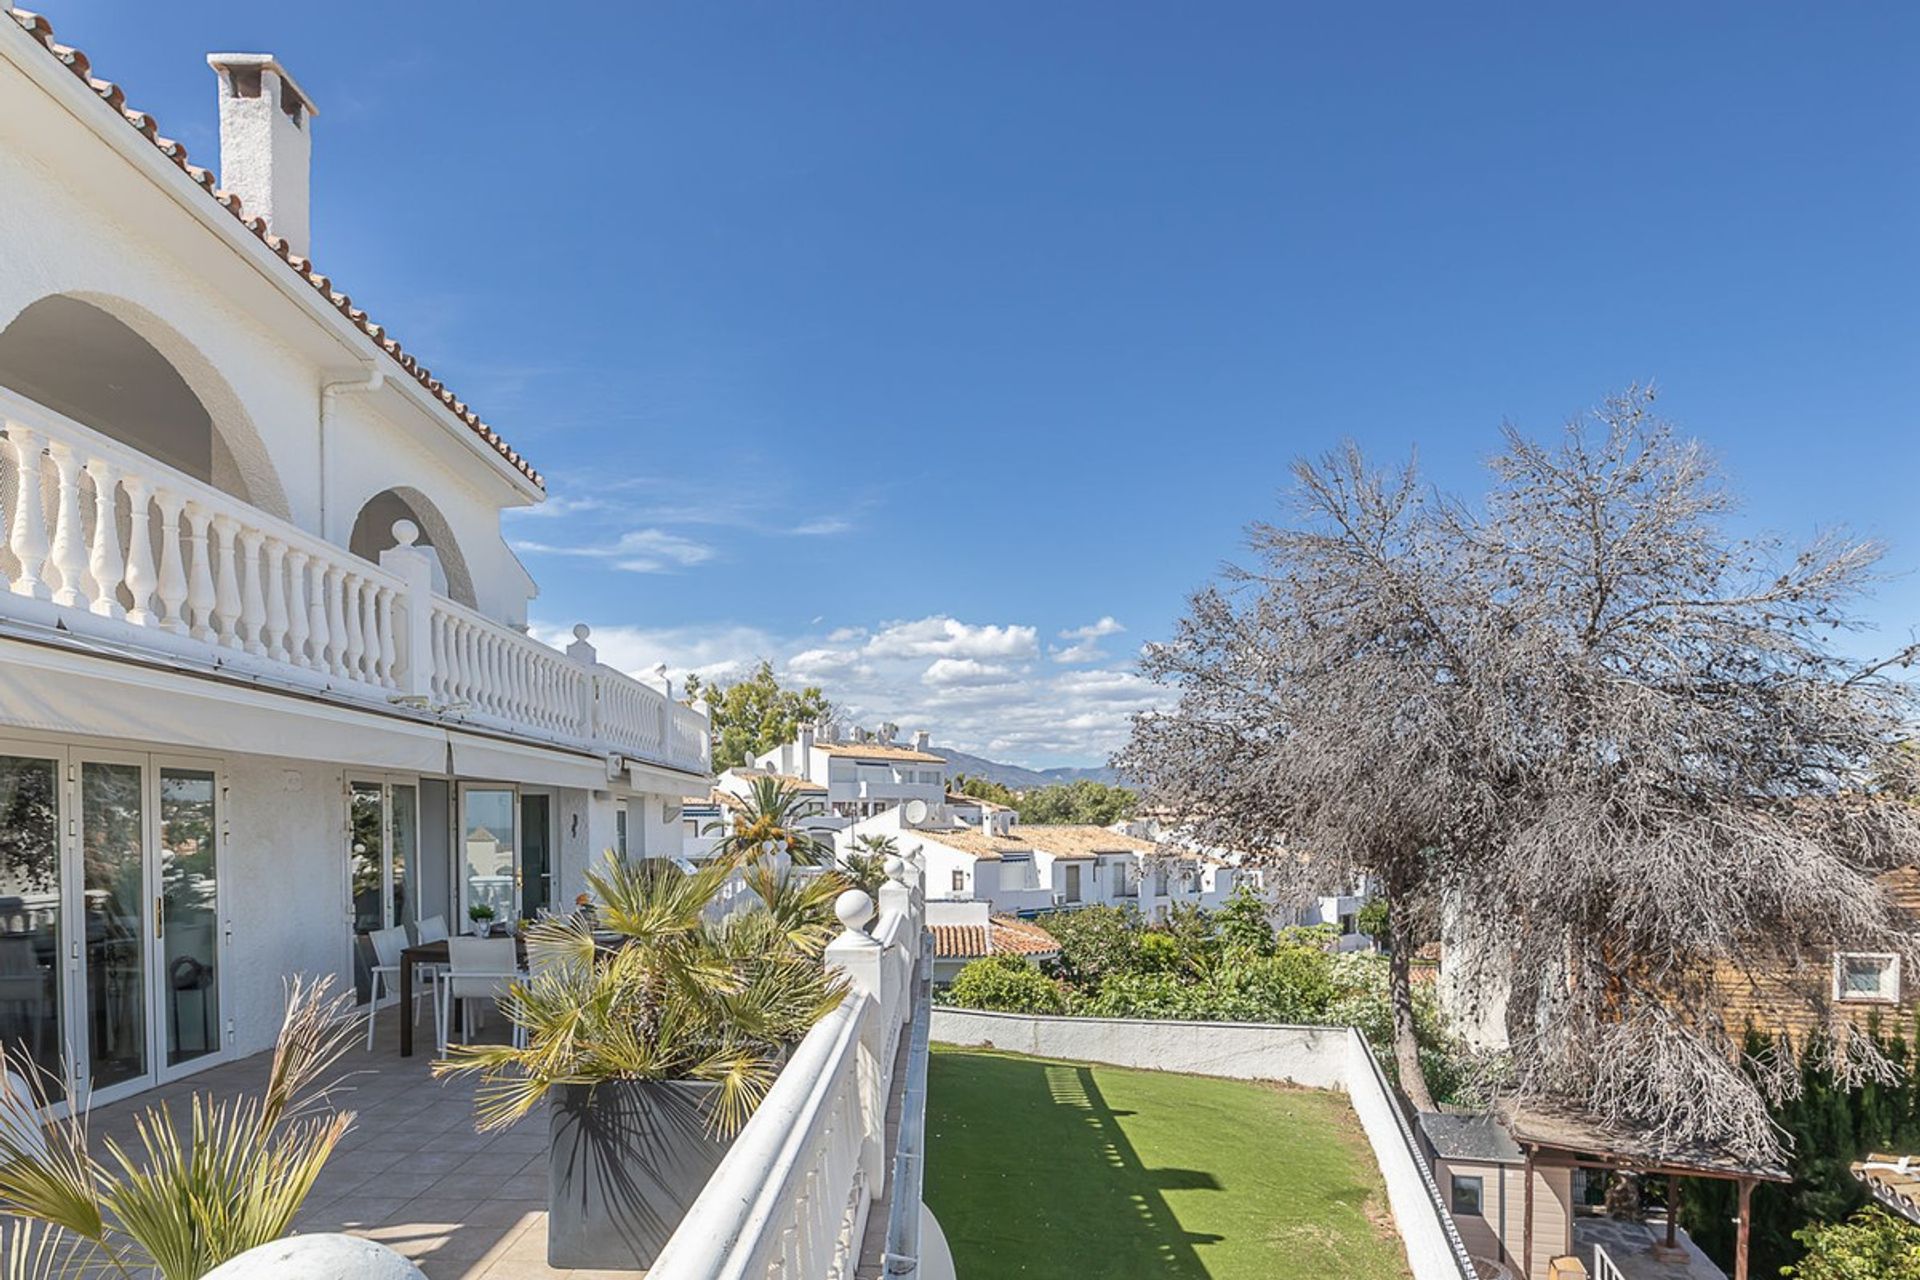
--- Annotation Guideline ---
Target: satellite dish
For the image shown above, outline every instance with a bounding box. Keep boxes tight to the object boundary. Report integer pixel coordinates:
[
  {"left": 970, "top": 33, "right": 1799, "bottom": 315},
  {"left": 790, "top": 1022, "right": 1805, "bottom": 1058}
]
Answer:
[{"left": 904, "top": 799, "right": 930, "bottom": 825}]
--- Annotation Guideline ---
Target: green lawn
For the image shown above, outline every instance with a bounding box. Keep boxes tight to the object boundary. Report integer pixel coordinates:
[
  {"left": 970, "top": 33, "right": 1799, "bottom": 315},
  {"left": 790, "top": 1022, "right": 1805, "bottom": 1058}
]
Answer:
[{"left": 924, "top": 1046, "right": 1411, "bottom": 1280}]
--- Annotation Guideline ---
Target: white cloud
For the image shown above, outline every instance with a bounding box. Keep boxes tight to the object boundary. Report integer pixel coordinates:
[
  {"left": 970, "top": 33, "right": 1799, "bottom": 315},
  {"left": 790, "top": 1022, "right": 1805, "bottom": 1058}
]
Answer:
[
  {"left": 530, "top": 610, "right": 1165, "bottom": 769},
  {"left": 512, "top": 528, "right": 716, "bottom": 574},
  {"left": 792, "top": 516, "right": 853, "bottom": 536},
  {"left": 1052, "top": 616, "right": 1127, "bottom": 664},
  {"left": 863, "top": 616, "right": 1039, "bottom": 661},
  {"left": 921, "top": 658, "right": 1015, "bottom": 687}
]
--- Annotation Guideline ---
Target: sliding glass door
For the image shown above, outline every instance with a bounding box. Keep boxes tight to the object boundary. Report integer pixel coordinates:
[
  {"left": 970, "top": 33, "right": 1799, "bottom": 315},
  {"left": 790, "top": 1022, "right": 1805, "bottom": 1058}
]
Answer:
[
  {"left": 459, "top": 787, "right": 554, "bottom": 929},
  {"left": 347, "top": 778, "right": 419, "bottom": 1004},
  {"left": 78, "top": 756, "right": 148, "bottom": 1091},
  {"left": 0, "top": 751, "right": 63, "bottom": 1093},
  {"left": 0, "top": 741, "right": 229, "bottom": 1106}
]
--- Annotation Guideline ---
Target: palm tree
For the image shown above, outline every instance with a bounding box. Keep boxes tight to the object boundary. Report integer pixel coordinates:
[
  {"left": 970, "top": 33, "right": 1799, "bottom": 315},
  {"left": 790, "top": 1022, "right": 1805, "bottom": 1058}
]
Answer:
[
  {"left": 838, "top": 833, "right": 898, "bottom": 898},
  {"left": 0, "top": 977, "right": 359, "bottom": 1280},
  {"left": 435, "top": 852, "right": 846, "bottom": 1137},
  {"left": 704, "top": 777, "right": 828, "bottom": 866}
]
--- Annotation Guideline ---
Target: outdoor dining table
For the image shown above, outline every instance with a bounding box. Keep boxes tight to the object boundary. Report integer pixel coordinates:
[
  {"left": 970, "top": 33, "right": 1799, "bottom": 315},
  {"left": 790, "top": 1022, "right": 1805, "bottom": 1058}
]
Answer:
[{"left": 397, "top": 934, "right": 529, "bottom": 1058}]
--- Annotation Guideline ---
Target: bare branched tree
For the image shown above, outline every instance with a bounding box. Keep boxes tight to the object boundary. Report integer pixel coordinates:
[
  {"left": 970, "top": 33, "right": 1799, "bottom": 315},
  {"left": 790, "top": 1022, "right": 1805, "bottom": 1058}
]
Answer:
[{"left": 1119, "top": 388, "right": 1920, "bottom": 1158}]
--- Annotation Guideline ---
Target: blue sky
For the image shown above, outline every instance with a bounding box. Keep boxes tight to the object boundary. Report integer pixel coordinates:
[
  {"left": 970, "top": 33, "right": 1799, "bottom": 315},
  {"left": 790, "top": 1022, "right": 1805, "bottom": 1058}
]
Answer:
[{"left": 58, "top": 2, "right": 1920, "bottom": 766}]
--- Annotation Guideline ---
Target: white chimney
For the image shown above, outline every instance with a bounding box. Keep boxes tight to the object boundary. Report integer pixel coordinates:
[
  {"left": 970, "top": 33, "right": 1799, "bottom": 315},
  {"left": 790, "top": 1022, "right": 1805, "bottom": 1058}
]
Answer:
[
  {"left": 912, "top": 729, "right": 930, "bottom": 753},
  {"left": 207, "top": 53, "right": 318, "bottom": 259}
]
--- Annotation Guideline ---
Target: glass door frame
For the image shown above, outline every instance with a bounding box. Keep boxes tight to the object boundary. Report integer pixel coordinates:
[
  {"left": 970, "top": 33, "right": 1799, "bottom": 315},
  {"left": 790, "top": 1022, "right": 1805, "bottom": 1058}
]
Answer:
[
  {"left": 457, "top": 781, "right": 519, "bottom": 933},
  {"left": 344, "top": 773, "right": 422, "bottom": 1006},
  {"left": 3, "top": 737, "right": 232, "bottom": 1110},
  {"left": 148, "top": 752, "right": 228, "bottom": 1087}
]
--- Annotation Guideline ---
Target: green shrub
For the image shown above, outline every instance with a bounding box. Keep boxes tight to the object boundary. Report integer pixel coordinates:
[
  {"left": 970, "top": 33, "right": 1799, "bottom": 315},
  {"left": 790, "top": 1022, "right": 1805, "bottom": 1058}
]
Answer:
[
  {"left": 1074, "top": 972, "right": 1218, "bottom": 1020},
  {"left": 1785, "top": 1208, "right": 1920, "bottom": 1279},
  {"left": 1041, "top": 905, "right": 1143, "bottom": 988},
  {"left": 947, "top": 956, "right": 1066, "bottom": 1014},
  {"left": 1136, "top": 932, "right": 1183, "bottom": 974},
  {"left": 1213, "top": 885, "right": 1277, "bottom": 956}
]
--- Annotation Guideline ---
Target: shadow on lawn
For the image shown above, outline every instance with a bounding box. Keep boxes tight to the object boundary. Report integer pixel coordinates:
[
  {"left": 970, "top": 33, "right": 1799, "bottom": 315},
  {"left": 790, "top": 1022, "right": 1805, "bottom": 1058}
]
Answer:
[{"left": 927, "top": 1050, "right": 1222, "bottom": 1278}]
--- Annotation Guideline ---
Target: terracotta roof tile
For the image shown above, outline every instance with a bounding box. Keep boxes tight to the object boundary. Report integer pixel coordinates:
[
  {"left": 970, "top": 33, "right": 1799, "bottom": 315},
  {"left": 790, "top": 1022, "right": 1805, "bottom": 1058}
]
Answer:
[
  {"left": 929, "top": 824, "right": 1156, "bottom": 861},
  {"left": 6, "top": 9, "right": 542, "bottom": 488},
  {"left": 931, "top": 916, "right": 1059, "bottom": 961},
  {"left": 815, "top": 742, "right": 945, "bottom": 764}
]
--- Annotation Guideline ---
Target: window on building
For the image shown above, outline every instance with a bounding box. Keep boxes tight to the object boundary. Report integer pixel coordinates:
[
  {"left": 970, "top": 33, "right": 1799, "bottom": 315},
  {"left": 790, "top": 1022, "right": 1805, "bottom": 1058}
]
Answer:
[
  {"left": 1449, "top": 1174, "right": 1483, "bottom": 1216},
  {"left": 951, "top": 869, "right": 965, "bottom": 892},
  {"left": 1834, "top": 952, "right": 1901, "bottom": 1003}
]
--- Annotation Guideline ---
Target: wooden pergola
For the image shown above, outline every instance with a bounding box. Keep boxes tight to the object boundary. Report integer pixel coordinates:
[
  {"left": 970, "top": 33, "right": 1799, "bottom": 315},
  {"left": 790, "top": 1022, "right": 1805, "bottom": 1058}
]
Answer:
[{"left": 1506, "top": 1104, "right": 1791, "bottom": 1280}]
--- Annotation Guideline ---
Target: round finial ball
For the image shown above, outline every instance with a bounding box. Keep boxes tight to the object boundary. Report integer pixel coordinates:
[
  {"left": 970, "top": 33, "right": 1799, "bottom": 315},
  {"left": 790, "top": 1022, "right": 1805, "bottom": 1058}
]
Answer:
[
  {"left": 572, "top": 623, "right": 592, "bottom": 641},
  {"left": 201, "top": 1234, "right": 426, "bottom": 1280},
  {"left": 390, "top": 519, "right": 419, "bottom": 547},
  {"left": 835, "top": 888, "right": 874, "bottom": 932},
  {"left": 883, "top": 856, "right": 907, "bottom": 882}
]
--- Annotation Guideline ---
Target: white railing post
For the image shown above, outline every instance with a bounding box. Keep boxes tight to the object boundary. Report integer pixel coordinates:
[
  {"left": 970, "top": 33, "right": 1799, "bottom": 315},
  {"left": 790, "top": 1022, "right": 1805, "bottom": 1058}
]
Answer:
[
  {"left": 825, "top": 890, "right": 889, "bottom": 1206},
  {"left": 378, "top": 519, "right": 435, "bottom": 697},
  {"left": 565, "top": 623, "right": 600, "bottom": 742},
  {"left": 5, "top": 423, "right": 50, "bottom": 600}
]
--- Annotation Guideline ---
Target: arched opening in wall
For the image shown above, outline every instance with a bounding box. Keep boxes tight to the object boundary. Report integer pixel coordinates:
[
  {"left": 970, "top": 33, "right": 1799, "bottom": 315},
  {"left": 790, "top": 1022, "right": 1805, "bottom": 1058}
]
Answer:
[
  {"left": 0, "top": 294, "right": 289, "bottom": 518},
  {"left": 348, "top": 486, "right": 477, "bottom": 609}
]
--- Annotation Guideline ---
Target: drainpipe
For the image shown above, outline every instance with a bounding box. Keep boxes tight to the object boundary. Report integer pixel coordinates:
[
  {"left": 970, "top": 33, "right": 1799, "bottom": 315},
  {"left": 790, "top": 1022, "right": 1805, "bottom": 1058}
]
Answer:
[{"left": 318, "top": 364, "right": 385, "bottom": 537}]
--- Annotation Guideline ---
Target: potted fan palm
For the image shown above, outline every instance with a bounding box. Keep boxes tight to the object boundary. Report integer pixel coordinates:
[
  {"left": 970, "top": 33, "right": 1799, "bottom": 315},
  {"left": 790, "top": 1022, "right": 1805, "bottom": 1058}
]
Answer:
[
  {"left": 0, "top": 977, "right": 359, "bottom": 1280},
  {"left": 434, "top": 852, "right": 847, "bottom": 1269}
]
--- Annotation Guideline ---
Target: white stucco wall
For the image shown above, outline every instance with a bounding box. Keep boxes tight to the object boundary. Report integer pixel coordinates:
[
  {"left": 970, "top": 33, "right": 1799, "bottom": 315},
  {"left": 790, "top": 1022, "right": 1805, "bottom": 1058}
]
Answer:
[
  {"left": 223, "top": 754, "right": 353, "bottom": 1057},
  {"left": 929, "top": 1009, "right": 1476, "bottom": 1280},
  {"left": 0, "top": 39, "right": 540, "bottom": 629}
]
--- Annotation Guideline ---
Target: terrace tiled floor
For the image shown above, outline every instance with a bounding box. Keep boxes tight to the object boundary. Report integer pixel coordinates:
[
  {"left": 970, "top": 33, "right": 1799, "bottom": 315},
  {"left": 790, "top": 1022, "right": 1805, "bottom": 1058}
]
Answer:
[{"left": 88, "top": 1001, "right": 638, "bottom": 1279}]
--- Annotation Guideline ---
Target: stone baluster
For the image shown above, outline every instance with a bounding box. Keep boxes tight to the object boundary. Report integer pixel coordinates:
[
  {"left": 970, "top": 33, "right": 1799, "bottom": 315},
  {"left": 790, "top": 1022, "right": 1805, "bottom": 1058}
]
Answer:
[
  {"left": 235, "top": 528, "right": 266, "bottom": 655},
  {"left": 285, "top": 549, "right": 310, "bottom": 666},
  {"left": 45, "top": 441, "right": 87, "bottom": 608},
  {"left": 359, "top": 580, "right": 381, "bottom": 684},
  {"left": 153, "top": 489, "right": 189, "bottom": 632},
  {"left": 321, "top": 565, "right": 345, "bottom": 676},
  {"left": 5, "top": 425, "right": 50, "bottom": 599},
  {"left": 262, "top": 539, "right": 290, "bottom": 662},
  {"left": 341, "top": 573, "right": 366, "bottom": 682},
  {"left": 311, "top": 564, "right": 334, "bottom": 675},
  {"left": 375, "top": 586, "right": 398, "bottom": 687},
  {"left": 120, "top": 475, "right": 156, "bottom": 625},
  {"left": 183, "top": 503, "right": 217, "bottom": 643},
  {"left": 428, "top": 611, "right": 448, "bottom": 701},
  {"left": 210, "top": 516, "right": 242, "bottom": 649},
  {"left": 82, "top": 458, "right": 124, "bottom": 619}
]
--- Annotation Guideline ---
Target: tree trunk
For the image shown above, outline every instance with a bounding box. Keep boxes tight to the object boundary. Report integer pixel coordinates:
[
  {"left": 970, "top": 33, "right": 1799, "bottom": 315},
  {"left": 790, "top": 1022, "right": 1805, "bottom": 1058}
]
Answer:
[{"left": 1387, "top": 883, "right": 1437, "bottom": 1112}]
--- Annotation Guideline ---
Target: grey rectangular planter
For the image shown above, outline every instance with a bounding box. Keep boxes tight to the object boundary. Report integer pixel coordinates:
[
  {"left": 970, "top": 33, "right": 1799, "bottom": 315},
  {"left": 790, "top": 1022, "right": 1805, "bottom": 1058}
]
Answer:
[{"left": 546, "top": 1078, "right": 735, "bottom": 1270}]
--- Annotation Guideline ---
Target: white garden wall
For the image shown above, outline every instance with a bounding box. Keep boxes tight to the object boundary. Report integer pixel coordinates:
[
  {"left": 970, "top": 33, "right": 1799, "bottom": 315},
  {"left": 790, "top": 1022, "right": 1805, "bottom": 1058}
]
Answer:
[{"left": 929, "top": 1008, "right": 1476, "bottom": 1280}]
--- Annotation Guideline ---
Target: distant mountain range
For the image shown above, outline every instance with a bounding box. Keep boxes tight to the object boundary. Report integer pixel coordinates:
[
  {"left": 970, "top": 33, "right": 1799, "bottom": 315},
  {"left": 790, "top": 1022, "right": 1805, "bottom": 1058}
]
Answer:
[{"left": 935, "top": 747, "right": 1120, "bottom": 790}]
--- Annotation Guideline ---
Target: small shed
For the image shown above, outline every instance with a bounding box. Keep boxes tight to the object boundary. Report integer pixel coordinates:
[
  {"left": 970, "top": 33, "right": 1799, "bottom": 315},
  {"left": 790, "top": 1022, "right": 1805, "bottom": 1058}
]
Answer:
[{"left": 1419, "top": 1111, "right": 1574, "bottom": 1279}]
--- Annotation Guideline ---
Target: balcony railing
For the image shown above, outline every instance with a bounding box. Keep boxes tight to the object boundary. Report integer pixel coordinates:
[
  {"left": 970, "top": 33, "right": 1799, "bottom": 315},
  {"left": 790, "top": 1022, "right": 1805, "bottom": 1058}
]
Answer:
[
  {"left": 0, "top": 386, "right": 709, "bottom": 777},
  {"left": 650, "top": 858, "right": 928, "bottom": 1280}
]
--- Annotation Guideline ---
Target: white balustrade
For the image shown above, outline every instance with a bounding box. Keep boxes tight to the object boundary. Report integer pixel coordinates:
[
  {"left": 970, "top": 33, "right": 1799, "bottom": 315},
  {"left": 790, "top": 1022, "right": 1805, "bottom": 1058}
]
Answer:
[
  {"left": 648, "top": 869, "right": 927, "bottom": 1280},
  {"left": 0, "top": 387, "right": 405, "bottom": 694},
  {"left": 0, "top": 387, "right": 713, "bottom": 773}
]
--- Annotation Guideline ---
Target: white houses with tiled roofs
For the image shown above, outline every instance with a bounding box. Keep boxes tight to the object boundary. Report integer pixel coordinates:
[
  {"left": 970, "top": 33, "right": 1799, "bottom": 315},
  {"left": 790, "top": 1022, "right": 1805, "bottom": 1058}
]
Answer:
[
  {"left": 925, "top": 900, "right": 1060, "bottom": 985},
  {"left": 844, "top": 805, "right": 1238, "bottom": 920},
  {"left": 750, "top": 722, "right": 948, "bottom": 825},
  {"left": 0, "top": 18, "right": 709, "bottom": 1105}
]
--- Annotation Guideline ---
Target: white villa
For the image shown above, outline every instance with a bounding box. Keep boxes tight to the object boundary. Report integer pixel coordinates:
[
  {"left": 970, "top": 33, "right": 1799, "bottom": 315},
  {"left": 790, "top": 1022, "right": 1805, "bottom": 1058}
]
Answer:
[
  {"left": 845, "top": 802, "right": 1239, "bottom": 920},
  {"left": 751, "top": 721, "right": 947, "bottom": 826},
  {"left": 0, "top": 16, "right": 709, "bottom": 1105}
]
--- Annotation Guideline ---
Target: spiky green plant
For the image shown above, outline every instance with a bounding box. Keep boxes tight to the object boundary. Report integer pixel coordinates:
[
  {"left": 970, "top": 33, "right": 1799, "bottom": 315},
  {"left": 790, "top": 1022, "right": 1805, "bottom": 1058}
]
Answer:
[
  {"left": 704, "top": 777, "right": 828, "bottom": 865},
  {"left": 0, "top": 976, "right": 359, "bottom": 1280},
  {"left": 435, "top": 852, "right": 847, "bottom": 1137},
  {"left": 839, "top": 833, "right": 898, "bottom": 898}
]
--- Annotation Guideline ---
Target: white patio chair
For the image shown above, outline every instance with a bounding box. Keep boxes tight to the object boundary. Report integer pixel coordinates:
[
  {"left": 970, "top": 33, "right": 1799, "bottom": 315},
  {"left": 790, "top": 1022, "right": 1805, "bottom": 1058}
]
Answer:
[
  {"left": 436, "top": 936, "right": 527, "bottom": 1055},
  {"left": 364, "top": 925, "right": 414, "bottom": 1050},
  {"left": 409, "top": 915, "right": 451, "bottom": 1027}
]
